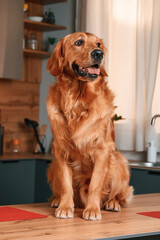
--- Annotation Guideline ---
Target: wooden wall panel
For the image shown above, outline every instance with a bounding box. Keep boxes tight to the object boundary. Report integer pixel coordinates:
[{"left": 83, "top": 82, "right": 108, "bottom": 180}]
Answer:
[
  {"left": 23, "top": 56, "right": 42, "bottom": 83},
  {"left": 0, "top": 79, "right": 40, "bottom": 153}
]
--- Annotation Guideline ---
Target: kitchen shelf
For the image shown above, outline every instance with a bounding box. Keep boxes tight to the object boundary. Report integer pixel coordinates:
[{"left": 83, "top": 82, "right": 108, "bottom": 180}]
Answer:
[
  {"left": 23, "top": 49, "right": 51, "bottom": 58},
  {"left": 27, "top": 0, "right": 67, "bottom": 5},
  {"left": 24, "top": 19, "right": 66, "bottom": 32}
]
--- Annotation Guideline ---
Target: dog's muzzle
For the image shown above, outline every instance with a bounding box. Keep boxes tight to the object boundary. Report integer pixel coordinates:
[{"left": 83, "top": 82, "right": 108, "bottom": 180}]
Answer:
[{"left": 72, "top": 49, "right": 104, "bottom": 80}]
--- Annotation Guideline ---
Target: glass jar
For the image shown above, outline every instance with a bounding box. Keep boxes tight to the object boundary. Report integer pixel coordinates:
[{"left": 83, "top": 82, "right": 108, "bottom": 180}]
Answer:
[
  {"left": 10, "top": 138, "right": 22, "bottom": 153},
  {"left": 27, "top": 33, "right": 39, "bottom": 50}
]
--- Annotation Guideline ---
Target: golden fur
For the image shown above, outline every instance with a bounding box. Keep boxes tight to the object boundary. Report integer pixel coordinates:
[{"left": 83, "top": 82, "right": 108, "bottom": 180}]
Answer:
[{"left": 47, "top": 32, "right": 133, "bottom": 220}]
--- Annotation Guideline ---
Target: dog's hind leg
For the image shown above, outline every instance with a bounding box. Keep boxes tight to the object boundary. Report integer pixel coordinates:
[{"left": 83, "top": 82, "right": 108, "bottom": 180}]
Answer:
[
  {"left": 102, "top": 151, "right": 134, "bottom": 212},
  {"left": 104, "top": 198, "right": 121, "bottom": 212},
  {"left": 104, "top": 185, "right": 133, "bottom": 212},
  {"left": 51, "top": 197, "right": 60, "bottom": 208}
]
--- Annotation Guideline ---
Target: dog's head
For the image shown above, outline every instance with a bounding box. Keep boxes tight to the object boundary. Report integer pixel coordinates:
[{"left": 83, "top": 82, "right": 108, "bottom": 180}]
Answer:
[{"left": 47, "top": 32, "right": 108, "bottom": 81}]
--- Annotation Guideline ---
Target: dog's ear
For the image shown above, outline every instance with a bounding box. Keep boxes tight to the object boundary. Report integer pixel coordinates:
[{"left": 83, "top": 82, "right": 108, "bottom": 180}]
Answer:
[
  {"left": 100, "top": 64, "right": 108, "bottom": 77},
  {"left": 47, "top": 38, "right": 64, "bottom": 76}
]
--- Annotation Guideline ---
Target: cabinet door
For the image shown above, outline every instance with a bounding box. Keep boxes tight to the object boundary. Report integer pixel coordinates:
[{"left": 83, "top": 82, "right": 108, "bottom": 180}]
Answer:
[
  {"left": 0, "top": 0, "right": 23, "bottom": 79},
  {"left": 35, "top": 160, "right": 52, "bottom": 203},
  {"left": 130, "top": 168, "right": 160, "bottom": 194},
  {"left": 0, "top": 160, "right": 35, "bottom": 205}
]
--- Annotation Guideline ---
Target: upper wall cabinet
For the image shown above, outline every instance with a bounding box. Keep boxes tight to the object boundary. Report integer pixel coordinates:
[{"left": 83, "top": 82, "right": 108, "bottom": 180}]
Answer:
[{"left": 0, "top": 0, "right": 24, "bottom": 80}]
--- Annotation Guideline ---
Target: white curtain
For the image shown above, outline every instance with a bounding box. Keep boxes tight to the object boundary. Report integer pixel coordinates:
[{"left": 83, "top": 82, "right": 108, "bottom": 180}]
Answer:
[{"left": 76, "top": 0, "right": 160, "bottom": 152}]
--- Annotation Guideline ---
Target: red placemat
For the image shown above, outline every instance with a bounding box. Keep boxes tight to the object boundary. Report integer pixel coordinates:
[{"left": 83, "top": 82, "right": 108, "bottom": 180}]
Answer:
[
  {"left": 137, "top": 211, "right": 160, "bottom": 219},
  {"left": 0, "top": 206, "right": 47, "bottom": 222}
]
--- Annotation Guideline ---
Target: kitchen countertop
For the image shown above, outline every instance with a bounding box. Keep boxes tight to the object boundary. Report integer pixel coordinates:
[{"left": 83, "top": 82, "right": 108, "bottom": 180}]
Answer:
[
  {"left": 0, "top": 193, "right": 160, "bottom": 240},
  {"left": 129, "top": 161, "right": 160, "bottom": 171},
  {"left": 0, "top": 153, "right": 160, "bottom": 170},
  {"left": 0, "top": 152, "right": 53, "bottom": 161}
]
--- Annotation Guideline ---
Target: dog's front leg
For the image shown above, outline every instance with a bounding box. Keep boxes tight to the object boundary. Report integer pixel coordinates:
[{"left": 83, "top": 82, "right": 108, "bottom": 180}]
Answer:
[
  {"left": 54, "top": 155, "right": 74, "bottom": 219},
  {"left": 82, "top": 160, "right": 106, "bottom": 220},
  {"left": 83, "top": 143, "right": 115, "bottom": 220}
]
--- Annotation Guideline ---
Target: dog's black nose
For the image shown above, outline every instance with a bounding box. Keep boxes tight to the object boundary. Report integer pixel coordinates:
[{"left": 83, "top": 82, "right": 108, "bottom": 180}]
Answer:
[{"left": 91, "top": 49, "right": 103, "bottom": 61}]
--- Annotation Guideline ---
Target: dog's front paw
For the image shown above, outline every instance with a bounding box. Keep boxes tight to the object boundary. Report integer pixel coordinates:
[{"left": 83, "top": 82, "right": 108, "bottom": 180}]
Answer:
[
  {"left": 82, "top": 207, "right": 101, "bottom": 220},
  {"left": 55, "top": 206, "right": 74, "bottom": 219}
]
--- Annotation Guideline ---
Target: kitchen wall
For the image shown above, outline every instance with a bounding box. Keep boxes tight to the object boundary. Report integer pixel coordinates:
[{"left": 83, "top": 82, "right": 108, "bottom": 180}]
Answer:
[{"left": 39, "top": 0, "right": 76, "bottom": 152}]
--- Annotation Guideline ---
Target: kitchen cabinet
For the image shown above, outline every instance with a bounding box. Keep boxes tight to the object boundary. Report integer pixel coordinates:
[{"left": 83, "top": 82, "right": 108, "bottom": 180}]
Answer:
[
  {"left": 35, "top": 159, "right": 52, "bottom": 203},
  {"left": 0, "top": 0, "right": 24, "bottom": 80},
  {"left": 130, "top": 168, "right": 160, "bottom": 194},
  {"left": 0, "top": 159, "right": 52, "bottom": 205},
  {"left": 0, "top": 159, "right": 35, "bottom": 205}
]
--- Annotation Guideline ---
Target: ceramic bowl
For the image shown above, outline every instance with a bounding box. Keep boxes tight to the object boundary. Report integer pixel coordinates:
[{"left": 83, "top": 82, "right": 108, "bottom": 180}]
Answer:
[{"left": 28, "top": 16, "right": 43, "bottom": 22}]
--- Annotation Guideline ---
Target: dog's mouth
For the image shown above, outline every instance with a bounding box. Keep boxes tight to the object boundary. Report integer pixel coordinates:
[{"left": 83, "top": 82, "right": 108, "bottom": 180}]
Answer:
[{"left": 72, "top": 63, "right": 100, "bottom": 79}]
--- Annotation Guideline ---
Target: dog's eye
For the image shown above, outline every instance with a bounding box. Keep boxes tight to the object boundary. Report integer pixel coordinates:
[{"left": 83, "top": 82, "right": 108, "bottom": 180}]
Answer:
[
  {"left": 97, "top": 42, "right": 101, "bottom": 48},
  {"left": 74, "top": 40, "right": 83, "bottom": 46}
]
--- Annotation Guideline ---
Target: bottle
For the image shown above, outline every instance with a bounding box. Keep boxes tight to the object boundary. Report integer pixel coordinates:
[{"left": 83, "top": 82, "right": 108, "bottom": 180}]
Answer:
[
  {"left": 27, "top": 33, "right": 39, "bottom": 50},
  {"left": 147, "top": 140, "right": 157, "bottom": 163}
]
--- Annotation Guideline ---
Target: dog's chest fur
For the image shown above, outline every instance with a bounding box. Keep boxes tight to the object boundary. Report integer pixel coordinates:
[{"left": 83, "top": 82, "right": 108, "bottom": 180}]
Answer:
[{"left": 60, "top": 79, "right": 114, "bottom": 150}]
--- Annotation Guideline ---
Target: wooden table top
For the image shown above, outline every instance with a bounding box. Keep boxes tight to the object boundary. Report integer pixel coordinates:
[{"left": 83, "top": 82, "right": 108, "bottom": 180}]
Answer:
[{"left": 0, "top": 193, "right": 160, "bottom": 240}]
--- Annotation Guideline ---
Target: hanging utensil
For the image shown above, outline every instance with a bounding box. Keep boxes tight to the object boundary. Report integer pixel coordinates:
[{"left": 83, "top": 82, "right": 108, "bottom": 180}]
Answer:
[{"left": 24, "top": 118, "right": 45, "bottom": 153}]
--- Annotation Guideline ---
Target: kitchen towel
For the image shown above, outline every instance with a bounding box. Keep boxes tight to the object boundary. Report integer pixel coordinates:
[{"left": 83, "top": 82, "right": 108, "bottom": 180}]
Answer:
[
  {"left": 0, "top": 206, "right": 47, "bottom": 222},
  {"left": 137, "top": 211, "right": 160, "bottom": 219}
]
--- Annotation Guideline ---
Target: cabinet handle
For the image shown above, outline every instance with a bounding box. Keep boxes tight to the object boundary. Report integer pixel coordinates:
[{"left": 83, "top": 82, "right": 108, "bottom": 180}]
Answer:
[
  {"left": 148, "top": 170, "right": 160, "bottom": 175},
  {"left": 2, "top": 160, "right": 20, "bottom": 164}
]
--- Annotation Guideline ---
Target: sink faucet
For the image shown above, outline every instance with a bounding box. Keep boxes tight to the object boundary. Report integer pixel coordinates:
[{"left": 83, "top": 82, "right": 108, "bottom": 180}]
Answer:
[{"left": 151, "top": 114, "right": 160, "bottom": 126}]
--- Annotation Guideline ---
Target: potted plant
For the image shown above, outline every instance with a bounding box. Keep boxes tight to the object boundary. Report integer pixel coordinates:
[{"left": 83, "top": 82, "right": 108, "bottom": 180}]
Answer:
[{"left": 48, "top": 37, "right": 57, "bottom": 53}]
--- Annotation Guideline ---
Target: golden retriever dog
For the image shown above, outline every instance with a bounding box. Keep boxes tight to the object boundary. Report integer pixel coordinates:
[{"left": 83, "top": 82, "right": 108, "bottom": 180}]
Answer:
[{"left": 47, "top": 32, "right": 133, "bottom": 220}]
